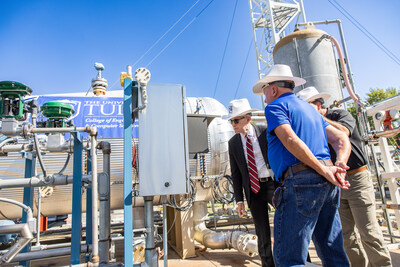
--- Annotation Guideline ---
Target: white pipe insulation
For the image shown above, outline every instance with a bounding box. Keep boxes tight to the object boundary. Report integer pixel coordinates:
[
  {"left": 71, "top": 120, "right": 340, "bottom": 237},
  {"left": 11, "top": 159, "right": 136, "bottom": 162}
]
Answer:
[{"left": 193, "top": 201, "right": 258, "bottom": 257}]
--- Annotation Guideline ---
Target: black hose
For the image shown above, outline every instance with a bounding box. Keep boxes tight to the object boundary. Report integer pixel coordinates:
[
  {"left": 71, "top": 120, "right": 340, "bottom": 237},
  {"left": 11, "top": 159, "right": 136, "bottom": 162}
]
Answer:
[
  {"left": 58, "top": 154, "right": 71, "bottom": 174},
  {"left": 169, "top": 179, "right": 196, "bottom": 212},
  {"left": 33, "top": 133, "right": 47, "bottom": 177},
  {"left": 212, "top": 175, "right": 234, "bottom": 204}
]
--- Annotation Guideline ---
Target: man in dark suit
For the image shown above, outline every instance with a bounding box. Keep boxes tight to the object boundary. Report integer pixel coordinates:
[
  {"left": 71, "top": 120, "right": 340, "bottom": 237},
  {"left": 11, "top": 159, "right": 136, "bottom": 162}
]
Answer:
[{"left": 225, "top": 98, "right": 275, "bottom": 267}]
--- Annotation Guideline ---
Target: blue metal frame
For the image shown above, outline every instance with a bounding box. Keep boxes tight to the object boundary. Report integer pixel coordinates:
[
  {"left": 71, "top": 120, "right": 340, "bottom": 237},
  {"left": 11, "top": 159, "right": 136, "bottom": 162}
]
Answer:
[
  {"left": 19, "top": 156, "right": 35, "bottom": 267},
  {"left": 123, "top": 78, "right": 133, "bottom": 266},
  {"left": 86, "top": 149, "right": 93, "bottom": 247},
  {"left": 71, "top": 132, "right": 83, "bottom": 264}
]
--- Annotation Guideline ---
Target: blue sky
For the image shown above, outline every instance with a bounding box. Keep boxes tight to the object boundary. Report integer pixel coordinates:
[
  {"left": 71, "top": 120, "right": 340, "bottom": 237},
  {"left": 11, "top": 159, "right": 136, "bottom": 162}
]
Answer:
[{"left": 0, "top": 0, "right": 399, "bottom": 110}]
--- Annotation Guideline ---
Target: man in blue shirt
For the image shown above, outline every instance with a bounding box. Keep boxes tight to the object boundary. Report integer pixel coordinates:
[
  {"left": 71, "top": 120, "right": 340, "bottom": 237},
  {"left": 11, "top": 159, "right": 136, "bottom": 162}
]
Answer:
[
  {"left": 253, "top": 64, "right": 351, "bottom": 266},
  {"left": 297, "top": 86, "right": 392, "bottom": 267}
]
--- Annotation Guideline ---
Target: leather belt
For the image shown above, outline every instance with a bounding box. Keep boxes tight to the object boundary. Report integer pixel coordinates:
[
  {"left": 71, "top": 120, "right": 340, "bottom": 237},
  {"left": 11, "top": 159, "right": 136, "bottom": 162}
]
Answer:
[
  {"left": 259, "top": 177, "right": 271, "bottom": 182},
  {"left": 347, "top": 165, "right": 368, "bottom": 176},
  {"left": 282, "top": 159, "right": 333, "bottom": 180}
]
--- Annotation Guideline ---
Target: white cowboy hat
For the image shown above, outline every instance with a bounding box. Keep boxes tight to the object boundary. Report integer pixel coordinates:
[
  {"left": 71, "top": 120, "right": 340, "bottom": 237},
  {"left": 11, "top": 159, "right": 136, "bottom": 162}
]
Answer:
[
  {"left": 296, "top": 86, "right": 331, "bottom": 103},
  {"left": 253, "top": 64, "right": 306, "bottom": 95},
  {"left": 222, "top": 98, "right": 258, "bottom": 120}
]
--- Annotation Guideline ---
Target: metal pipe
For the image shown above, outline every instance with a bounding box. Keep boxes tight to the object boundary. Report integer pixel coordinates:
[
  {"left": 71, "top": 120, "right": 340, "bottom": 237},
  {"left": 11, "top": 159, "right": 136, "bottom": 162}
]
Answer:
[
  {"left": 363, "top": 127, "right": 400, "bottom": 140},
  {"left": 36, "top": 187, "right": 42, "bottom": 246},
  {"left": 230, "top": 230, "right": 258, "bottom": 257},
  {"left": 0, "top": 176, "right": 43, "bottom": 188},
  {"left": 2, "top": 236, "right": 133, "bottom": 256},
  {"left": 70, "top": 263, "right": 100, "bottom": 267},
  {"left": 144, "top": 196, "right": 157, "bottom": 267},
  {"left": 0, "top": 174, "right": 92, "bottom": 188},
  {"left": 9, "top": 245, "right": 91, "bottom": 263},
  {"left": 211, "top": 199, "right": 217, "bottom": 230},
  {"left": 194, "top": 221, "right": 230, "bottom": 249},
  {"left": 0, "top": 143, "right": 32, "bottom": 153},
  {"left": 162, "top": 196, "right": 168, "bottom": 267},
  {"left": 31, "top": 241, "right": 87, "bottom": 251},
  {"left": 193, "top": 202, "right": 258, "bottom": 257},
  {"left": 0, "top": 224, "right": 33, "bottom": 263},
  {"left": 23, "top": 126, "right": 97, "bottom": 136},
  {"left": 373, "top": 127, "right": 400, "bottom": 138},
  {"left": 31, "top": 103, "right": 40, "bottom": 251},
  {"left": 299, "top": 0, "right": 307, "bottom": 23},
  {"left": 0, "top": 196, "right": 35, "bottom": 264},
  {"left": 14, "top": 226, "right": 147, "bottom": 240},
  {"left": 293, "top": 37, "right": 304, "bottom": 91},
  {"left": 193, "top": 202, "right": 228, "bottom": 249},
  {"left": 0, "top": 197, "right": 33, "bottom": 221},
  {"left": 98, "top": 141, "right": 111, "bottom": 264},
  {"left": 0, "top": 137, "right": 87, "bottom": 154},
  {"left": 91, "top": 135, "right": 99, "bottom": 263},
  {"left": 329, "top": 96, "right": 354, "bottom": 109},
  {"left": 0, "top": 137, "right": 14, "bottom": 148}
]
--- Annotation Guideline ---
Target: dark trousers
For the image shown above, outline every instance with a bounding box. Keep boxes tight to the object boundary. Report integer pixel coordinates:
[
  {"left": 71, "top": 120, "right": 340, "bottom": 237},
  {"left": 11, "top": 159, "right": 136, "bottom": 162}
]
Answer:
[{"left": 248, "top": 179, "right": 275, "bottom": 267}]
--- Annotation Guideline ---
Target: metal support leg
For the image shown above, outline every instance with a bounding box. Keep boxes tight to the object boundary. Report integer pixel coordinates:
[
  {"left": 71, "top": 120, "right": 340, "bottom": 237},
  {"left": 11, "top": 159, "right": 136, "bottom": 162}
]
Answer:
[
  {"left": 71, "top": 132, "right": 83, "bottom": 264},
  {"left": 98, "top": 141, "right": 111, "bottom": 264},
  {"left": 86, "top": 149, "right": 93, "bottom": 248},
  {"left": 162, "top": 196, "right": 168, "bottom": 267},
  {"left": 144, "top": 196, "right": 157, "bottom": 267},
  {"left": 19, "top": 156, "right": 35, "bottom": 267},
  {"left": 36, "top": 188, "right": 41, "bottom": 246},
  {"left": 123, "top": 78, "right": 134, "bottom": 266},
  {"left": 90, "top": 136, "right": 99, "bottom": 263}
]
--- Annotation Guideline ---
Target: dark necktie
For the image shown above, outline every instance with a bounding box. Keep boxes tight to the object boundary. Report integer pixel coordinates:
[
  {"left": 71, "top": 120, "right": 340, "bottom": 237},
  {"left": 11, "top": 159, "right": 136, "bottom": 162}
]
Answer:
[{"left": 246, "top": 135, "right": 260, "bottom": 194}]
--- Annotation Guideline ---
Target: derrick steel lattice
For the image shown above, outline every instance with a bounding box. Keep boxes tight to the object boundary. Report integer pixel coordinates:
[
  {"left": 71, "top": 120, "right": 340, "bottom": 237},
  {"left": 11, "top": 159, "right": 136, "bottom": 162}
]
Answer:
[{"left": 248, "top": 0, "right": 306, "bottom": 80}]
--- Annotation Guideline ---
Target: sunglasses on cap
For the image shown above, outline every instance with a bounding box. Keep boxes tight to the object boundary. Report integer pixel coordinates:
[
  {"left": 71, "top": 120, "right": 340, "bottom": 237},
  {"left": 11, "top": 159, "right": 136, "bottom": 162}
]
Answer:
[{"left": 230, "top": 116, "right": 246, "bottom": 124}]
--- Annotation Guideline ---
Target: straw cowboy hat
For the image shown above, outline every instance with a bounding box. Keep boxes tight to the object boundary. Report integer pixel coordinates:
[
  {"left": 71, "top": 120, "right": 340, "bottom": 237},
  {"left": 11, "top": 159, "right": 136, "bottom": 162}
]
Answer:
[
  {"left": 253, "top": 64, "right": 306, "bottom": 95},
  {"left": 296, "top": 86, "right": 331, "bottom": 103},
  {"left": 222, "top": 98, "right": 258, "bottom": 120}
]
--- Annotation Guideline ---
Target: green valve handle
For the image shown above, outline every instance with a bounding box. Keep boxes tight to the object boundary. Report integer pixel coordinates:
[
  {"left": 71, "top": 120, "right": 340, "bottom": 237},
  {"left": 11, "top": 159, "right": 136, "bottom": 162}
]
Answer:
[
  {"left": 41, "top": 101, "right": 75, "bottom": 119},
  {"left": 40, "top": 101, "right": 75, "bottom": 129},
  {"left": 0, "top": 81, "right": 32, "bottom": 97},
  {"left": 0, "top": 81, "right": 33, "bottom": 120}
]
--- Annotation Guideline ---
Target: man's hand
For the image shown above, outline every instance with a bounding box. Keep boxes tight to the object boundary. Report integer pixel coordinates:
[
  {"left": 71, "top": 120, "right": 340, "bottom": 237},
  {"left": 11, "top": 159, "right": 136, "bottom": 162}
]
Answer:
[
  {"left": 321, "top": 165, "right": 350, "bottom": 189},
  {"left": 236, "top": 202, "right": 248, "bottom": 217},
  {"left": 335, "top": 160, "right": 350, "bottom": 171},
  {"left": 334, "top": 161, "right": 350, "bottom": 188}
]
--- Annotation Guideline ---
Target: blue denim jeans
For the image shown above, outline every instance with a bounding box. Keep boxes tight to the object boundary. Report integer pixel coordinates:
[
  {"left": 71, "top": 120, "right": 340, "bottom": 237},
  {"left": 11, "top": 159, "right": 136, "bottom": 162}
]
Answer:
[{"left": 273, "top": 169, "right": 349, "bottom": 267}]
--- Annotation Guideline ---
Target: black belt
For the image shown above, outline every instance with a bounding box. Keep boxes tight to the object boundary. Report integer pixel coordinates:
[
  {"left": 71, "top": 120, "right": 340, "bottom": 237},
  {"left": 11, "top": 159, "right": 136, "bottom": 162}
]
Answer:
[
  {"left": 259, "top": 177, "right": 271, "bottom": 182},
  {"left": 282, "top": 159, "right": 333, "bottom": 180}
]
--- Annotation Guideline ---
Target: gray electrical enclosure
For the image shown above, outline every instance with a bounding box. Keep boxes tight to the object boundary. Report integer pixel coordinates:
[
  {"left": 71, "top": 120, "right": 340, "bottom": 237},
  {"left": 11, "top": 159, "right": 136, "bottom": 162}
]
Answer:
[
  {"left": 187, "top": 115, "right": 216, "bottom": 159},
  {"left": 138, "top": 83, "right": 189, "bottom": 196}
]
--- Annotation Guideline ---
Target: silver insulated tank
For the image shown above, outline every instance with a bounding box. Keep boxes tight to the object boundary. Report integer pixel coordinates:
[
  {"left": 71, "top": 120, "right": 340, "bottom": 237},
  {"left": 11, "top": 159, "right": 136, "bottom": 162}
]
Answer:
[
  {"left": 185, "top": 97, "right": 234, "bottom": 177},
  {"left": 273, "top": 27, "right": 343, "bottom": 107}
]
